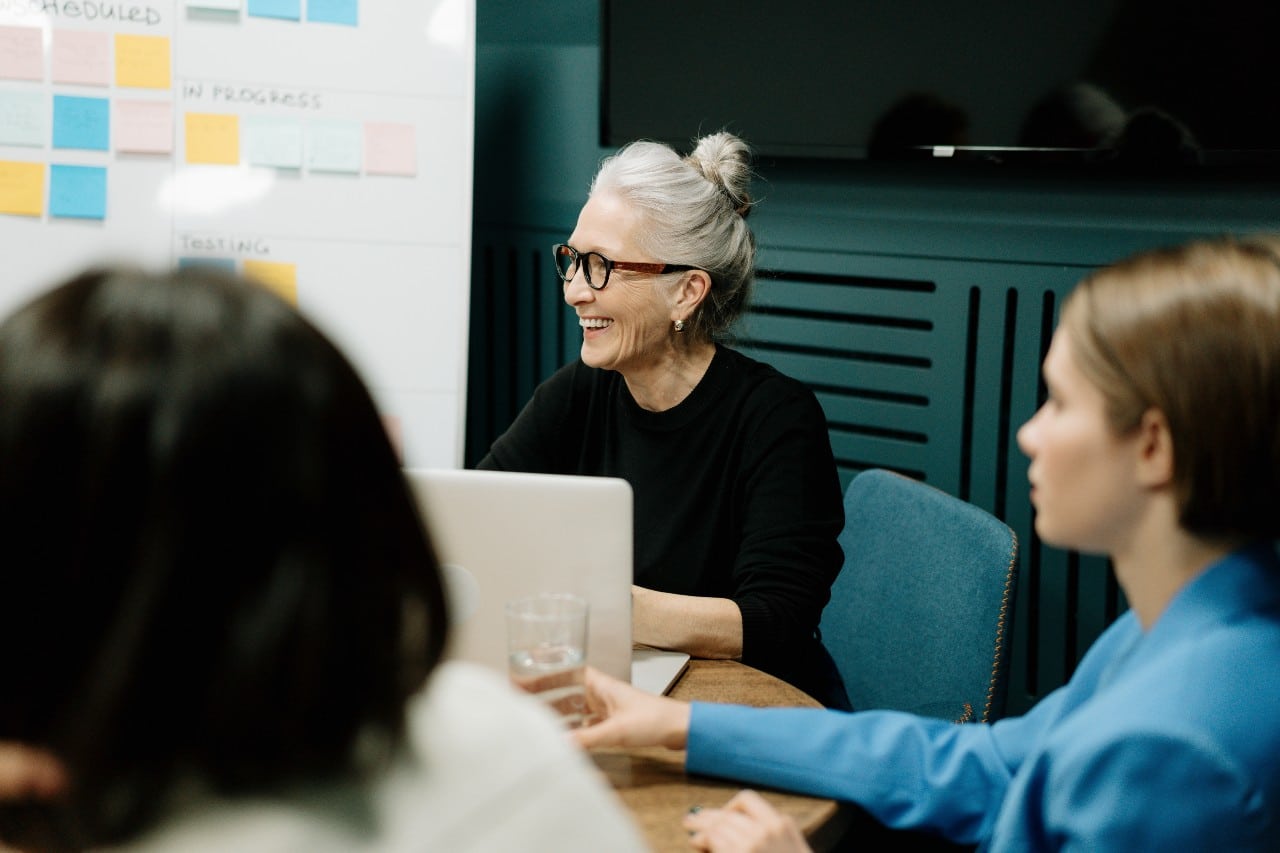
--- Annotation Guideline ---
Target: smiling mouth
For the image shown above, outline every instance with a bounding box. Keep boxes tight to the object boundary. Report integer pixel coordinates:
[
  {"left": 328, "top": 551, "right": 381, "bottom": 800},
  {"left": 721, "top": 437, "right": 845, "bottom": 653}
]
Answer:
[{"left": 579, "top": 318, "right": 613, "bottom": 330}]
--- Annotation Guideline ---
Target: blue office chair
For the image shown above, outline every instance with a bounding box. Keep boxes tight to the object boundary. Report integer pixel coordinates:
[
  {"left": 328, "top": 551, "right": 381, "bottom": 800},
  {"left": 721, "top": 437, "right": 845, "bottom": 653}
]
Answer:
[{"left": 820, "top": 469, "right": 1019, "bottom": 723}]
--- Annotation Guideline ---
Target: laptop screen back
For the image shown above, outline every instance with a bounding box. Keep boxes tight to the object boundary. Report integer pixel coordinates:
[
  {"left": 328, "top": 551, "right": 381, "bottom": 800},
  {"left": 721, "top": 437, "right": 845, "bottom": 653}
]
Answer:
[{"left": 403, "top": 468, "right": 634, "bottom": 683}]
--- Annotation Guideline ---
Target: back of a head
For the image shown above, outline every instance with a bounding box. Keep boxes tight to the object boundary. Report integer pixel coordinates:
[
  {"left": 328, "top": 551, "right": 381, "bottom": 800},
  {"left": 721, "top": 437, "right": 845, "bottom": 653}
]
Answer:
[
  {"left": 590, "top": 131, "right": 757, "bottom": 341},
  {"left": 1060, "top": 237, "right": 1280, "bottom": 542},
  {"left": 0, "top": 266, "right": 448, "bottom": 847}
]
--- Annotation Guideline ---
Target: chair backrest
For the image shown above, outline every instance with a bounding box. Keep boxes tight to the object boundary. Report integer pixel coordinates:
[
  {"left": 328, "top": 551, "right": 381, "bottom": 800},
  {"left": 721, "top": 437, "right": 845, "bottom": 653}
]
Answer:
[{"left": 820, "top": 469, "right": 1019, "bottom": 723}]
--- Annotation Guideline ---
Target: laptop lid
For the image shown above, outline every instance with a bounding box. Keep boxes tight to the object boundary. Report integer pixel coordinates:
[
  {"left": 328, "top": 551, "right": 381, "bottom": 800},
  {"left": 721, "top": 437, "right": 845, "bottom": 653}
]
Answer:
[{"left": 404, "top": 468, "right": 633, "bottom": 683}]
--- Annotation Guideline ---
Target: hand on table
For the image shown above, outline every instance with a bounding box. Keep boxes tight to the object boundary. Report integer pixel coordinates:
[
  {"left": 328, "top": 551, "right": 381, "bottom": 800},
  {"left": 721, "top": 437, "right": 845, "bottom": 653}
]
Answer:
[
  {"left": 571, "top": 666, "right": 692, "bottom": 751},
  {"left": 0, "top": 743, "right": 66, "bottom": 800},
  {"left": 684, "top": 790, "right": 812, "bottom": 853}
]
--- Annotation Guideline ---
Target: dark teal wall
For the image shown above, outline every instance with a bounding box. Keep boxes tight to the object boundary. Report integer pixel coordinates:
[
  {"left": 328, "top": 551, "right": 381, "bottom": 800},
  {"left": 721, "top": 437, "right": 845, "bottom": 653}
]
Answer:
[{"left": 469, "top": 1, "right": 1280, "bottom": 712}]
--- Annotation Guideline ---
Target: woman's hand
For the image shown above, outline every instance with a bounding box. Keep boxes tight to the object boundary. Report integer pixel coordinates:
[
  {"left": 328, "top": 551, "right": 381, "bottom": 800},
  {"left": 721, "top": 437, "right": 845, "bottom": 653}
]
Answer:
[
  {"left": 0, "top": 743, "right": 66, "bottom": 800},
  {"left": 571, "top": 666, "right": 692, "bottom": 751},
  {"left": 684, "top": 790, "right": 812, "bottom": 853}
]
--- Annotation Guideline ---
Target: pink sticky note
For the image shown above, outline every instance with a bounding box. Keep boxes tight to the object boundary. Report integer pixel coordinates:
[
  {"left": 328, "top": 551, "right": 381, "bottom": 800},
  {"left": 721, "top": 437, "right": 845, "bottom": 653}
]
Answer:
[
  {"left": 363, "top": 122, "right": 417, "bottom": 176},
  {"left": 52, "top": 29, "right": 111, "bottom": 86},
  {"left": 116, "top": 99, "right": 173, "bottom": 154},
  {"left": 0, "top": 26, "right": 43, "bottom": 82}
]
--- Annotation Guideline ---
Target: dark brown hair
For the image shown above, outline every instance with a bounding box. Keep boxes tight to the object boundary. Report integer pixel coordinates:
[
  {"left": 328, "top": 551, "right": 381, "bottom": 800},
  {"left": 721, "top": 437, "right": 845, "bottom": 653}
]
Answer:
[{"left": 0, "top": 266, "right": 448, "bottom": 847}]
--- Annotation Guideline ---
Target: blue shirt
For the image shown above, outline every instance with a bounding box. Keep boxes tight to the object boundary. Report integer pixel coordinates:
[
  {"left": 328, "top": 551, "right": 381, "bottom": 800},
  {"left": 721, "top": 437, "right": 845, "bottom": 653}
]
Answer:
[{"left": 687, "top": 544, "right": 1280, "bottom": 850}]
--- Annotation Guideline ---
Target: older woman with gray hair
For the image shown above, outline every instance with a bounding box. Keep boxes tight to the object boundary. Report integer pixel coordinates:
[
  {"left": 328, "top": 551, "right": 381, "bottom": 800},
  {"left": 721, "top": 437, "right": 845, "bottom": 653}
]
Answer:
[{"left": 479, "top": 132, "right": 849, "bottom": 708}]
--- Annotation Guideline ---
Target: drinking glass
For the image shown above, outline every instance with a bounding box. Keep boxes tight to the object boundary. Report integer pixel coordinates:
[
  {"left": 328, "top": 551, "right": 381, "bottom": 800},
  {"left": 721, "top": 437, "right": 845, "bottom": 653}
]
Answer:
[{"left": 505, "top": 593, "right": 589, "bottom": 727}]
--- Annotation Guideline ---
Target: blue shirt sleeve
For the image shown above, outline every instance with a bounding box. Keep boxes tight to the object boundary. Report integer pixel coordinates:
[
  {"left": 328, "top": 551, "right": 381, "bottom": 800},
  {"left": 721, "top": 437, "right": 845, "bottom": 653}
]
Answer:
[{"left": 686, "top": 703, "right": 1015, "bottom": 843}]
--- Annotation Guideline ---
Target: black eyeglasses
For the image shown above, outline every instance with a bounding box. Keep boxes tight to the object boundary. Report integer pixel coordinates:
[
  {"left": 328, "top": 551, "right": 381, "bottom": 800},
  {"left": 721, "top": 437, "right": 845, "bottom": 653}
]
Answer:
[{"left": 552, "top": 243, "right": 697, "bottom": 291}]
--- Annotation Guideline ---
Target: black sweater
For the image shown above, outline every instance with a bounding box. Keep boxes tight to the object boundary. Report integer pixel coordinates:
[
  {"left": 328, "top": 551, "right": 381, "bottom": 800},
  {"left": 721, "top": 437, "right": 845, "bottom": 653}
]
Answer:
[{"left": 479, "top": 346, "right": 848, "bottom": 705}]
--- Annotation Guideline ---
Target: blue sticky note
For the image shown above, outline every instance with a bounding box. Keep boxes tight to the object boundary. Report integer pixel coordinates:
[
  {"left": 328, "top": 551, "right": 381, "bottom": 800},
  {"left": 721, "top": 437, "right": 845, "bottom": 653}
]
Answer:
[
  {"left": 52, "top": 95, "right": 110, "bottom": 151},
  {"left": 246, "top": 0, "right": 300, "bottom": 20},
  {"left": 178, "top": 257, "right": 237, "bottom": 272},
  {"left": 307, "top": 0, "right": 356, "bottom": 26},
  {"left": 50, "top": 164, "right": 108, "bottom": 219}
]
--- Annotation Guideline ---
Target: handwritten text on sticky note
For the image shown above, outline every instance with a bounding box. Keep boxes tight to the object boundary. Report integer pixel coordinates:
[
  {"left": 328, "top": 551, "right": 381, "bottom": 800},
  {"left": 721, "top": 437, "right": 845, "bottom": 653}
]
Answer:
[
  {"left": 0, "top": 93, "right": 45, "bottom": 148},
  {"left": 364, "top": 122, "right": 417, "bottom": 176},
  {"left": 0, "top": 26, "right": 42, "bottom": 81},
  {"left": 53, "top": 96, "right": 111, "bottom": 151},
  {"left": 50, "top": 164, "right": 108, "bottom": 220},
  {"left": 116, "top": 34, "right": 172, "bottom": 89},
  {"left": 116, "top": 100, "right": 174, "bottom": 154},
  {"left": 307, "top": 119, "right": 362, "bottom": 173},
  {"left": 53, "top": 29, "right": 112, "bottom": 86},
  {"left": 244, "top": 115, "right": 303, "bottom": 168},
  {"left": 185, "top": 113, "right": 240, "bottom": 165},
  {"left": 0, "top": 161, "right": 45, "bottom": 217}
]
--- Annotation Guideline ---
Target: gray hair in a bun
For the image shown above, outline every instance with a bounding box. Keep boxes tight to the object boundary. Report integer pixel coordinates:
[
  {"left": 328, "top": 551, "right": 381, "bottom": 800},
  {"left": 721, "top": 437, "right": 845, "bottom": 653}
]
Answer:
[{"left": 589, "top": 131, "right": 757, "bottom": 341}]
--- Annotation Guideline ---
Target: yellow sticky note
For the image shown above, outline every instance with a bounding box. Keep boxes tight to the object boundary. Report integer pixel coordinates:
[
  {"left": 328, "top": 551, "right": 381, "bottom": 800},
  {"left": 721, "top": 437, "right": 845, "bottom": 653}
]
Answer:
[
  {"left": 185, "top": 113, "right": 240, "bottom": 165},
  {"left": 243, "top": 260, "right": 297, "bottom": 304},
  {"left": 0, "top": 160, "right": 44, "bottom": 217},
  {"left": 115, "top": 34, "right": 171, "bottom": 89}
]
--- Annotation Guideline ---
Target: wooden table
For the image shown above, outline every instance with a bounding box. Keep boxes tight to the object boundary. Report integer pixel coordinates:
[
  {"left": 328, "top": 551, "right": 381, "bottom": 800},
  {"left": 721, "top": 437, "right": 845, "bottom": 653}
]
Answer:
[{"left": 590, "top": 659, "right": 851, "bottom": 852}]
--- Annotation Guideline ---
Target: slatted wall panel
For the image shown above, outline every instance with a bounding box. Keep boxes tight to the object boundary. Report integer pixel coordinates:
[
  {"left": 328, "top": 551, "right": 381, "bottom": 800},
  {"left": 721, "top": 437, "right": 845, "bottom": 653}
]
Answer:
[{"left": 468, "top": 230, "right": 1123, "bottom": 714}]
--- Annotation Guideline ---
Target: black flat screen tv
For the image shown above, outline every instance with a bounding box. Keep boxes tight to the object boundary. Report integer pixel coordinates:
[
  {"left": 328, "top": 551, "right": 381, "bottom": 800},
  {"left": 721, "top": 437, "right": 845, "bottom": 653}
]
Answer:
[{"left": 602, "top": 0, "right": 1280, "bottom": 170}]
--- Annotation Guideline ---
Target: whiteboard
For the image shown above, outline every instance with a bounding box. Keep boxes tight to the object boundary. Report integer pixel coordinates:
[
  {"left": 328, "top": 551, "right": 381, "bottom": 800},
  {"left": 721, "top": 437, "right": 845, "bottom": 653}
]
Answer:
[{"left": 0, "top": 0, "right": 475, "bottom": 468}]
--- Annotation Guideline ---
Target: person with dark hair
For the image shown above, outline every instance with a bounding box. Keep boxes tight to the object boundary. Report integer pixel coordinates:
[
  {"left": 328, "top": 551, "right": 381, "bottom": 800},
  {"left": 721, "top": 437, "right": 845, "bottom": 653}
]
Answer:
[
  {"left": 477, "top": 131, "right": 850, "bottom": 709},
  {"left": 571, "top": 237, "right": 1280, "bottom": 851},
  {"left": 1018, "top": 82, "right": 1127, "bottom": 150},
  {"left": 866, "top": 92, "right": 971, "bottom": 159},
  {"left": 0, "top": 266, "right": 645, "bottom": 851}
]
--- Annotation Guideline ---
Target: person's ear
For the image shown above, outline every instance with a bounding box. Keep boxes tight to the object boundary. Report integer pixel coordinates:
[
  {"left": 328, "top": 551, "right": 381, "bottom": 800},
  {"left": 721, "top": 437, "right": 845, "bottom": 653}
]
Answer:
[
  {"left": 1134, "top": 407, "right": 1174, "bottom": 489},
  {"left": 674, "top": 269, "right": 713, "bottom": 317}
]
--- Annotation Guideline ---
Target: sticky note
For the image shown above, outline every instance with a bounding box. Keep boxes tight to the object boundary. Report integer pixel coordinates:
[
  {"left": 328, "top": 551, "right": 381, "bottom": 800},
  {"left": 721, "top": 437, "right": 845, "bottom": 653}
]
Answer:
[
  {"left": 307, "top": 119, "right": 361, "bottom": 173},
  {"left": 52, "top": 29, "right": 112, "bottom": 86},
  {"left": 115, "top": 100, "right": 173, "bottom": 154},
  {"left": 0, "top": 26, "right": 42, "bottom": 81},
  {"left": 185, "top": 113, "right": 240, "bottom": 165},
  {"left": 0, "top": 160, "right": 45, "bottom": 217},
  {"left": 178, "top": 256, "right": 237, "bottom": 271},
  {"left": 244, "top": 115, "right": 303, "bottom": 168},
  {"left": 185, "top": 0, "right": 242, "bottom": 10},
  {"left": 0, "top": 92, "right": 45, "bottom": 148},
  {"left": 49, "top": 164, "right": 108, "bottom": 220},
  {"left": 247, "top": 0, "right": 300, "bottom": 20},
  {"left": 308, "top": 0, "right": 357, "bottom": 26},
  {"left": 363, "top": 122, "right": 416, "bottom": 176},
  {"left": 116, "top": 34, "right": 172, "bottom": 89},
  {"left": 242, "top": 259, "right": 297, "bottom": 304},
  {"left": 53, "top": 95, "right": 110, "bottom": 151}
]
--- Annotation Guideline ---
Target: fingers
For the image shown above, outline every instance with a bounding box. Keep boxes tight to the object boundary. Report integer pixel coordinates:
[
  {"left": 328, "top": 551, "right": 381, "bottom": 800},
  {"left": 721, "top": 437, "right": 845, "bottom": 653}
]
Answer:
[
  {"left": 571, "top": 666, "right": 692, "bottom": 751},
  {"left": 724, "top": 789, "right": 785, "bottom": 819},
  {"left": 571, "top": 716, "right": 627, "bottom": 750},
  {"left": 0, "top": 743, "right": 68, "bottom": 800},
  {"left": 683, "top": 790, "right": 811, "bottom": 853}
]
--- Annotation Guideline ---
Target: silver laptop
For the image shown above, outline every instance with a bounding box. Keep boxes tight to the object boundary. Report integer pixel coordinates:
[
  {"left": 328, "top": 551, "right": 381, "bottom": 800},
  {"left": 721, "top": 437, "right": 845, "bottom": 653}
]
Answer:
[{"left": 404, "top": 468, "right": 689, "bottom": 694}]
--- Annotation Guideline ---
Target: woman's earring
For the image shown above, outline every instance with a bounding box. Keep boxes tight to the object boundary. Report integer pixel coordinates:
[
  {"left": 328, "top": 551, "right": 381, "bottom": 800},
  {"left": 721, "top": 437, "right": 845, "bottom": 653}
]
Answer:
[{"left": 674, "top": 319, "right": 686, "bottom": 332}]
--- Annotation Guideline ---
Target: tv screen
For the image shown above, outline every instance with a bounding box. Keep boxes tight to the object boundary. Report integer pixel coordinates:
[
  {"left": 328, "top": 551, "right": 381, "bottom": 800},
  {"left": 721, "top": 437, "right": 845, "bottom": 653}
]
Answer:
[{"left": 602, "top": 0, "right": 1280, "bottom": 167}]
